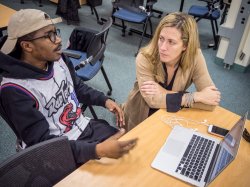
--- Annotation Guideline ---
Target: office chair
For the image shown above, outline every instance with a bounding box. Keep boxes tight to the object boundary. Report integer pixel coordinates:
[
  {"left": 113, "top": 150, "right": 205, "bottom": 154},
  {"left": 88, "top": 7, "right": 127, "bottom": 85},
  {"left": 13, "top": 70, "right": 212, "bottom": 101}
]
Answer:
[
  {"left": 0, "top": 136, "right": 76, "bottom": 187},
  {"left": 146, "top": 0, "right": 163, "bottom": 18},
  {"left": 20, "top": 0, "right": 43, "bottom": 7},
  {"left": 112, "top": 0, "right": 154, "bottom": 55},
  {"left": 87, "top": 0, "right": 103, "bottom": 24},
  {"left": 64, "top": 17, "right": 113, "bottom": 96},
  {"left": 188, "top": 0, "right": 225, "bottom": 50},
  {"left": 63, "top": 18, "right": 113, "bottom": 119},
  {"left": 56, "top": 0, "right": 81, "bottom": 25}
]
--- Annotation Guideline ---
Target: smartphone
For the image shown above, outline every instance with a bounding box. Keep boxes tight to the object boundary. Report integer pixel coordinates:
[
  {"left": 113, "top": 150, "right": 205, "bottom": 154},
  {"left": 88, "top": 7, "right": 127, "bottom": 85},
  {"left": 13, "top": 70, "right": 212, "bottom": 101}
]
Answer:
[{"left": 208, "top": 125, "right": 229, "bottom": 138}]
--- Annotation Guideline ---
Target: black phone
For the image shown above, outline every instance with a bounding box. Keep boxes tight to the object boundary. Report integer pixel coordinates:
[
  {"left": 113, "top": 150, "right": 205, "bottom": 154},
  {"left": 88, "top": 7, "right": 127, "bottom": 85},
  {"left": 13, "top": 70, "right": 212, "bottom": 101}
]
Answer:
[{"left": 208, "top": 125, "right": 229, "bottom": 138}]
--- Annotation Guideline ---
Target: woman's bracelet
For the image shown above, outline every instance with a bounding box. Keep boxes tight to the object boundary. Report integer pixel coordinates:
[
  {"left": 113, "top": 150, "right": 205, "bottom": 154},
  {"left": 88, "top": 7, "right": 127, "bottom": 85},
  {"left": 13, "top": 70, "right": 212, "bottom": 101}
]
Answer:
[{"left": 184, "top": 92, "right": 195, "bottom": 108}]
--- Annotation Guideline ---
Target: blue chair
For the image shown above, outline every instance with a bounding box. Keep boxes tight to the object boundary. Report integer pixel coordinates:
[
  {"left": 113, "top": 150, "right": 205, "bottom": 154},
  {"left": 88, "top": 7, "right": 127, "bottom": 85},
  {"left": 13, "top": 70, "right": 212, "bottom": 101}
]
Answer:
[
  {"left": 63, "top": 18, "right": 113, "bottom": 119},
  {"left": 112, "top": 0, "right": 154, "bottom": 55},
  {"left": 188, "top": 0, "right": 225, "bottom": 50},
  {"left": 64, "top": 17, "right": 113, "bottom": 96}
]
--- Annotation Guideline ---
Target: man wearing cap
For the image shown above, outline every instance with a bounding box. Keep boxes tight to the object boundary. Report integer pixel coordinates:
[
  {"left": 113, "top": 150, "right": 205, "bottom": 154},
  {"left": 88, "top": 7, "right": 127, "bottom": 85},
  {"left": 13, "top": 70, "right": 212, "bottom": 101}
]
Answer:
[{"left": 0, "top": 9, "right": 137, "bottom": 164}]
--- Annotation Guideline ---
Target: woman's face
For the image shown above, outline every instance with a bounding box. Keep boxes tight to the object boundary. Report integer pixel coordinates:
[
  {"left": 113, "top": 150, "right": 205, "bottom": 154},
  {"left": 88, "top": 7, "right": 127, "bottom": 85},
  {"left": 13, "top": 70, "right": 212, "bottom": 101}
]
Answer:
[{"left": 158, "top": 27, "right": 186, "bottom": 66}]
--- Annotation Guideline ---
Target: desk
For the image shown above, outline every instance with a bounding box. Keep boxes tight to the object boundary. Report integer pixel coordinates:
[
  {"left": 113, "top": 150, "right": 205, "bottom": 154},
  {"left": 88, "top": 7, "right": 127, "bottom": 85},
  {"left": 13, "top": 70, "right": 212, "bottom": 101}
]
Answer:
[
  {"left": 0, "top": 4, "right": 16, "bottom": 37},
  {"left": 56, "top": 106, "right": 250, "bottom": 187}
]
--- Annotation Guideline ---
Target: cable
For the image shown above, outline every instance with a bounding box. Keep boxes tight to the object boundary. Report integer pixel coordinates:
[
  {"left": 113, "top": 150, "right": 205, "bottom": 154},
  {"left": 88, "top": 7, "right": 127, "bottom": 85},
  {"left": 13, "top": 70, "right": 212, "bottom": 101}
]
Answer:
[
  {"left": 160, "top": 114, "right": 209, "bottom": 131},
  {"left": 243, "top": 128, "right": 250, "bottom": 143}
]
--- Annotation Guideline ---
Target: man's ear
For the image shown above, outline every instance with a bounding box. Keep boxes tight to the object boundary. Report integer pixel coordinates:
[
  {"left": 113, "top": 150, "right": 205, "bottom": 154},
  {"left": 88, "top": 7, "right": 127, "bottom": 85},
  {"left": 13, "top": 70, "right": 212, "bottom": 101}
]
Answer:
[{"left": 20, "top": 41, "right": 33, "bottom": 53}]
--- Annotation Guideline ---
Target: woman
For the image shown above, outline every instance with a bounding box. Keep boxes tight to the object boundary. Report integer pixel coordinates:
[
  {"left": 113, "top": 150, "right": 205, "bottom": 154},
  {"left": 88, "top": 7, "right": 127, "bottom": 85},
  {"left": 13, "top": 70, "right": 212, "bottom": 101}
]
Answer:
[{"left": 123, "top": 12, "right": 221, "bottom": 131}]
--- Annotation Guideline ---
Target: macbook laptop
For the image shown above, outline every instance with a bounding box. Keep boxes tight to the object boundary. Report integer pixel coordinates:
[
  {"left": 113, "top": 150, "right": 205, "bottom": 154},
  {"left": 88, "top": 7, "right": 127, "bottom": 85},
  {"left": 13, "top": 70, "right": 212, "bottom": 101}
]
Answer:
[{"left": 151, "top": 112, "right": 248, "bottom": 187}]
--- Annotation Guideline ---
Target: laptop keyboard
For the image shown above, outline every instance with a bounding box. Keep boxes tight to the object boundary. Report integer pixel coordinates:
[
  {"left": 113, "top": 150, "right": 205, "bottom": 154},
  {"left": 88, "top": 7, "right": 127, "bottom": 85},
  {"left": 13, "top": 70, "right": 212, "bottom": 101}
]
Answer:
[{"left": 175, "top": 135, "right": 215, "bottom": 182}]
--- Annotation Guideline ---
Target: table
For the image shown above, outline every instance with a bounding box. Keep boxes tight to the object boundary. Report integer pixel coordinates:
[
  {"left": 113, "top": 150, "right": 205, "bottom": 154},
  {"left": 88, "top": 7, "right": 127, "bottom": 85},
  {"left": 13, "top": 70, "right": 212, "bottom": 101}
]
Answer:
[
  {"left": 0, "top": 4, "right": 16, "bottom": 37},
  {"left": 56, "top": 106, "right": 250, "bottom": 187}
]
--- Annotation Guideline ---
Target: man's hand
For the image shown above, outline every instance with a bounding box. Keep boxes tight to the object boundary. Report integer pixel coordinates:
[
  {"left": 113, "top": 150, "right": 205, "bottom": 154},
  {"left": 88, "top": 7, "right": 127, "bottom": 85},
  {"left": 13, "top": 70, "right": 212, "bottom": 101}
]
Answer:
[
  {"left": 105, "top": 99, "right": 125, "bottom": 127},
  {"left": 96, "top": 128, "right": 138, "bottom": 159}
]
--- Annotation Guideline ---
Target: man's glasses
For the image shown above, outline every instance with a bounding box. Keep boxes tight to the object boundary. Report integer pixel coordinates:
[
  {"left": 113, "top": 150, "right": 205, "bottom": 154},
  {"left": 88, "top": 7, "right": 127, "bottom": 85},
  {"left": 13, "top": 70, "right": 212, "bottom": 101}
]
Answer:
[{"left": 27, "top": 29, "right": 61, "bottom": 43}]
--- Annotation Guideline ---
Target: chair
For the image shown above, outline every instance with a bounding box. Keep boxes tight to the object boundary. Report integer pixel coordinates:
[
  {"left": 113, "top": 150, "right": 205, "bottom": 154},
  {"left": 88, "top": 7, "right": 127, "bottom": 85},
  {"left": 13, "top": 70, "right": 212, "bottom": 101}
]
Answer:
[
  {"left": 188, "top": 0, "right": 225, "bottom": 50},
  {"left": 56, "top": 0, "right": 81, "bottom": 25},
  {"left": 20, "top": 0, "right": 43, "bottom": 7},
  {"left": 146, "top": 0, "right": 163, "bottom": 18},
  {"left": 87, "top": 0, "right": 103, "bottom": 25},
  {"left": 64, "top": 17, "right": 113, "bottom": 96},
  {"left": 112, "top": 0, "right": 154, "bottom": 55},
  {"left": 0, "top": 136, "right": 76, "bottom": 187},
  {"left": 63, "top": 18, "right": 113, "bottom": 119}
]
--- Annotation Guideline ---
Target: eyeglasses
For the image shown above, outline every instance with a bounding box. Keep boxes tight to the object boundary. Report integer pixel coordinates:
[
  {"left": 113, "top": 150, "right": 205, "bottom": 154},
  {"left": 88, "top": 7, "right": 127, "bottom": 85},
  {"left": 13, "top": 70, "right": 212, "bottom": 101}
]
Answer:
[{"left": 27, "top": 29, "right": 61, "bottom": 43}]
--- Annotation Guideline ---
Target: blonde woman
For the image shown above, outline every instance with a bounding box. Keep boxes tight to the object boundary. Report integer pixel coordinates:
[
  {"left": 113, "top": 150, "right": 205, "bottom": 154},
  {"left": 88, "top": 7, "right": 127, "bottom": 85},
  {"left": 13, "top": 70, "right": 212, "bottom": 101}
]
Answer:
[{"left": 123, "top": 12, "right": 221, "bottom": 131}]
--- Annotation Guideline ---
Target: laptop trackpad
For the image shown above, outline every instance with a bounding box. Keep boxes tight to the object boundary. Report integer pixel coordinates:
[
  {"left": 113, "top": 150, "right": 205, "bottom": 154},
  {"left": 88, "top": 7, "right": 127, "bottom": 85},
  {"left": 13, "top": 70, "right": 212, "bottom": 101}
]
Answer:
[{"left": 163, "top": 138, "right": 185, "bottom": 157}]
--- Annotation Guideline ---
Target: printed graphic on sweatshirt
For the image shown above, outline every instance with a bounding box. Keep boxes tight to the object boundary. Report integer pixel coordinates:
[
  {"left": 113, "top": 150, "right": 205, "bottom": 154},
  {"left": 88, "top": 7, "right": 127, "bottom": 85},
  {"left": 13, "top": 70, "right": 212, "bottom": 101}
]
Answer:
[
  {"left": 45, "top": 80, "right": 70, "bottom": 117},
  {"left": 59, "top": 103, "right": 81, "bottom": 132},
  {"left": 45, "top": 79, "right": 82, "bottom": 132}
]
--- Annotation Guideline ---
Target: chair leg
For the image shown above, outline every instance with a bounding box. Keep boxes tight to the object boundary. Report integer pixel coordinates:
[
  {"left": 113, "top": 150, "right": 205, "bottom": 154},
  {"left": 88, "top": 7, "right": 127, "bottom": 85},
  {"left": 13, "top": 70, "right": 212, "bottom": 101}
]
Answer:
[
  {"left": 88, "top": 105, "right": 98, "bottom": 119},
  {"left": 101, "top": 66, "right": 112, "bottom": 96},
  {"left": 214, "top": 20, "right": 219, "bottom": 33},
  {"left": 90, "top": 6, "right": 103, "bottom": 25},
  {"left": 39, "top": 0, "right": 43, "bottom": 7},
  {"left": 121, "top": 21, "right": 126, "bottom": 37},
  {"left": 208, "top": 19, "right": 218, "bottom": 50},
  {"left": 149, "top": 19, "right": 153, "bottom": 36},
  {"left": 136, "top": 18, "right": 150, "bottom": 56}
]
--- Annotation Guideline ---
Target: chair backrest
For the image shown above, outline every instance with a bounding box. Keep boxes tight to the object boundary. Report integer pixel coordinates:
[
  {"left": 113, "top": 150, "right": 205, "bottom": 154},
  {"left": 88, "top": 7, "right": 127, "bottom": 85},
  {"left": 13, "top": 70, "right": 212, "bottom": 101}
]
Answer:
[
  {"left": 67, "top": 17, "right": 113, "bottom": 66},
  {"left": 86, "top": 17, "right": 113, "bottom": 64},
  {"left": 204, "top": 0, "right": 224, "bottom": 11},
  {"left": 0, "top": 136, "right": 76, "bottom": 187},
  {"left": 114, "top": 0, "right": 144, "bottom": 12}
]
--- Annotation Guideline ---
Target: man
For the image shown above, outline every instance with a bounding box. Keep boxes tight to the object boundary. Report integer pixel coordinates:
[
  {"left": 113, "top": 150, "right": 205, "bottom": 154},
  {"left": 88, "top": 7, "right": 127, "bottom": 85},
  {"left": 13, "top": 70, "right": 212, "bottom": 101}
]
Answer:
[{"left": 0, "top": 9, "right": 137, "bottom": 164}]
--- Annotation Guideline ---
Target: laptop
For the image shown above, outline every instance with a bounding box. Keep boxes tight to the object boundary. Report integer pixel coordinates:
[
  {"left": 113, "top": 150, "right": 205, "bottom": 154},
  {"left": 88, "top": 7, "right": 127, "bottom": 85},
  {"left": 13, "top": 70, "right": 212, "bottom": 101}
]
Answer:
[{"left": 151, "top": 112, "right": 248, "bottom": 187}]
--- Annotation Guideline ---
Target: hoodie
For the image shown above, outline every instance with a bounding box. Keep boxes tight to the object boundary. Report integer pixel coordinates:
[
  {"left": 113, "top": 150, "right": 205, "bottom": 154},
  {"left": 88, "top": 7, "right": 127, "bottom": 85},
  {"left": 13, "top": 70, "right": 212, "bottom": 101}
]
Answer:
[{"left": 0, "top": 51, "right": 109, "bottom": 164}]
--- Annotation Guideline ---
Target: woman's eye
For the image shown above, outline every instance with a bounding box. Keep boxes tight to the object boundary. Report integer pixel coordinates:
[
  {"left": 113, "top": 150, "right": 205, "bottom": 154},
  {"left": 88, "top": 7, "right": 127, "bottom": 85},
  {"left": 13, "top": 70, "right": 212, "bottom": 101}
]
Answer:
[{"left": 169, "top": 40, "right": 176, "bottom": 45}]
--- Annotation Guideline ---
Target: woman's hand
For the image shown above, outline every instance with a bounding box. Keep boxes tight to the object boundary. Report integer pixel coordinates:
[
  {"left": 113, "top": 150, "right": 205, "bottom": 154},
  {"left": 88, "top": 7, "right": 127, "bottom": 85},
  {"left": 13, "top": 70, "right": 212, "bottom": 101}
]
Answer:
[
  {"left": 194, "top": 86, "right": 221, "bottom": 106},
  {"left": 140, "top": 81, "right": 168, "bottom": 95},
  {"left": 105, "top": 99, "right": 125, "bottom": 128}
]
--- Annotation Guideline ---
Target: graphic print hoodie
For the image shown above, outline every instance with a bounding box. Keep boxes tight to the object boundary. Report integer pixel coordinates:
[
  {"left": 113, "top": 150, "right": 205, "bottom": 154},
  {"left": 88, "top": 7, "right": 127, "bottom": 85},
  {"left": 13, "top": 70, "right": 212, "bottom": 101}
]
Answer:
[{"left": 0, "top": 51, "right": 108, "bottom": 163}]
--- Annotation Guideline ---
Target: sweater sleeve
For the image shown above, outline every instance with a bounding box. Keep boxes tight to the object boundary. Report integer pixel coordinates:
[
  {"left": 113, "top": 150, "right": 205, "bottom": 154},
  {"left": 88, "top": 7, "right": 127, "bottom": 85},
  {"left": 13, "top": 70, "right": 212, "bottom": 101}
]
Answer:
[
  {"left": 191, "top": 49, "right": 216, "bottom": 111},
  {"left": 0, "top": 85, "right": 57, "bottom": 146},
  {"left": 136, "top": 53, "right": 182, "bottom": 111},
  {"left": 70, "top": 141, "right": 98, "bottom": 164}
]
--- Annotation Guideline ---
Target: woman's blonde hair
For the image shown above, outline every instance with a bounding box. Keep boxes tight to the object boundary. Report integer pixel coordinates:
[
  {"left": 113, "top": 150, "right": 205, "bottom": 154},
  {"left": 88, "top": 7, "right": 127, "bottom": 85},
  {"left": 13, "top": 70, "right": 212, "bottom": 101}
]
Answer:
[{"left": 140, "top": 12, "right": 200, "bottom": 72}]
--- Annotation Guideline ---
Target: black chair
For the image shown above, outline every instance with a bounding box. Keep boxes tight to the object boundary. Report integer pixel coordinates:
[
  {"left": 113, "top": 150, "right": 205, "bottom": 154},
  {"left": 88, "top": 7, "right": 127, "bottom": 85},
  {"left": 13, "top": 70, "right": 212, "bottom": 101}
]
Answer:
[
  {"left": 112, "top": 0, "right": 154, "bottom": 55},
  {"left": 87, "top": 0, "right": 103, "bottom": 24},
  {"left": 146, "top": 0, "right": 163, "bottom": 18},
  {"left": 0, "top": 136, "right": 76, "bottom": 187},
  {"left": 188, "top": 0, "right": 225, "bottom": 50},
  {"left": 20, "top": 0, "right": 43, "bottom": 7},
  {"left": 64, "top": 17, "right": 113, "bottom": 96},
  {"left": 63, "top": 18, "right": 113, "bottom": 119},
  {"left": 56, "top": 0, "right": 81, "bottom": 25}
]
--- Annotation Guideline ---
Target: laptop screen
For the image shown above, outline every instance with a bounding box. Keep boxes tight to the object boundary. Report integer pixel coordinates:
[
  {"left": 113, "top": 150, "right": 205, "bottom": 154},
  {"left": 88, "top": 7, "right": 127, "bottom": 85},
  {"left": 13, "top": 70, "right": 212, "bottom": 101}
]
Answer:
[{"left": 207, "top": 112, "right": 248, "bottom": 184}]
